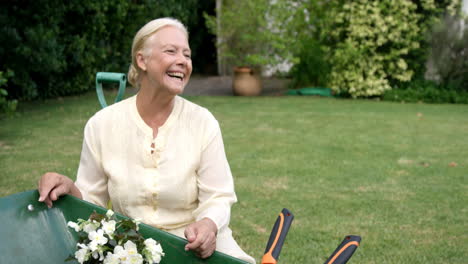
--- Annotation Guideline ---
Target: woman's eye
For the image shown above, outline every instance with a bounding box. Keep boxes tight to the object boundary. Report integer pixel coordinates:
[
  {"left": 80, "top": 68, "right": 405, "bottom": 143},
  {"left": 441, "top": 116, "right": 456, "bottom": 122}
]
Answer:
[
  {"left": 184, "top": 54, "right": 191, "bottom": 59},
  {"left": 165, "top": 50, "right": 175, "bottom": 54}
]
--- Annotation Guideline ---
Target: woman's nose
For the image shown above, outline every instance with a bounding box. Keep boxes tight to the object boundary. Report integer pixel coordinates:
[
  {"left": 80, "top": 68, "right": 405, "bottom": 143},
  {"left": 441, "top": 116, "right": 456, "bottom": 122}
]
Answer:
[{"left": 175, "top": 52, "right": 189, "bottom": 65}]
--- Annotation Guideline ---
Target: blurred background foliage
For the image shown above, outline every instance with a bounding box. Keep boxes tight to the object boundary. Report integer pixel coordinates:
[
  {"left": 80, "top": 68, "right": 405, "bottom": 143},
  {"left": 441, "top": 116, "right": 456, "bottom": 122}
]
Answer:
[
  {"left": 204, "top": 0, "right": 299, "bottom": 73},
  {"left": 287, "top": 0, "right": 467, "bottom": 101},
  {"left": 1, "top": 0, "right": 467, "bottom": 110},
  {"left": 206, "top": 0, "right": 466, "bottom": 102},
  {"left": 0, "top": 0, "right": 215, "bottom": 102}
]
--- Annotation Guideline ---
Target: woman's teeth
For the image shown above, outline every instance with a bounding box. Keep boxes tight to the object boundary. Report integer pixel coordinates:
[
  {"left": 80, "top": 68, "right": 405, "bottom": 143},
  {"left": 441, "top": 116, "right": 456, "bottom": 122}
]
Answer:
[{"left": 167, "top": 72, "right": 184, "bottom": 80}]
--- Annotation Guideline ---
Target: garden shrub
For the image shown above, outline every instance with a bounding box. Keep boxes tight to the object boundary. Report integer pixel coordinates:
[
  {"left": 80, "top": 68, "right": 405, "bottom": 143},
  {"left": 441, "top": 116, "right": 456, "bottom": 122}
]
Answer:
[
  {"left": 289, "top": 37, "right": 330, "bottom": 88},
  {"left": 383, "top": 78, "right": 468, "bottom": 104},
  {"left": 0, "top": 0, "right": 200, "bottom": 100},
  {"left": 323, "top": 0, "right": 437, "bottom": 98},
  {"left": 0, "top": 70, "right": 17, "bottom": 116},
  {"left": 204, "top": 0, "right": 299, "bottom": 73},
  {"left": 289, "top": 0, "right": 453, "bottom": 97},
  {"left": 287, "top": 1, "right": 334, "bottom": 88},
  {"left": 425, "top": 14, "right": 468, "bottom": 92}
]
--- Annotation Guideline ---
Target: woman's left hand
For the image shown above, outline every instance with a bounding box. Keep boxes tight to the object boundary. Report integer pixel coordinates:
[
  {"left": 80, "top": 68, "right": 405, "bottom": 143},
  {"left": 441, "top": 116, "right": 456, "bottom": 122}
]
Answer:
[{"left": 184, "top": 218, "right": 218, "bottom": 258}]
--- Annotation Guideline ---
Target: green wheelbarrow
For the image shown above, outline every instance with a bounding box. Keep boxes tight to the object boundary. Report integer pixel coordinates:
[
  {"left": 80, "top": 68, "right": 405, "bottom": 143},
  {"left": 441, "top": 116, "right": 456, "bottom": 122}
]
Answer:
[
  {"left": 0, "top": 191, "right": 360, "bottom": 264},
  {"left": 0, "top": 190, "right": 250, "bottom": 264}
]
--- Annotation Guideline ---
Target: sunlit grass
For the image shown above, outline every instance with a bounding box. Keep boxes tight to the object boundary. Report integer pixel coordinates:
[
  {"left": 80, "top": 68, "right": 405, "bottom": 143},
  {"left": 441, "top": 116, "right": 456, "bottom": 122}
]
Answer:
[{"left": 1, "top": 92, "right": 467, "bottom": 263}]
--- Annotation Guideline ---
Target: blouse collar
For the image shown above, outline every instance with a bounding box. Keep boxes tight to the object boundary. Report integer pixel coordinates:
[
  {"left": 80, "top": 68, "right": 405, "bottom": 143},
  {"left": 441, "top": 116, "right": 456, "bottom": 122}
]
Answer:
[{"left": 130, "top": 95, "right": 181, "bottom": 138}]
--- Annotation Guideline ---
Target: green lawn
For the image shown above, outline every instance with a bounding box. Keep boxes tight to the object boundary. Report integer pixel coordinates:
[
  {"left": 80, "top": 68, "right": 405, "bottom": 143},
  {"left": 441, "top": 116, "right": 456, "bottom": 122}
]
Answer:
[{"left": 1, "top": 92, "right": 467, "bottom": 263}]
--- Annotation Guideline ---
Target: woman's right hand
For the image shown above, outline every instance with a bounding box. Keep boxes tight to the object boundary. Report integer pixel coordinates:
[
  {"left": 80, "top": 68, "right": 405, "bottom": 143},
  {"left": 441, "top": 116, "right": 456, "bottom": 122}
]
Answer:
[{"left": 38, "top": 172, "right": 82, "bottom": 208}]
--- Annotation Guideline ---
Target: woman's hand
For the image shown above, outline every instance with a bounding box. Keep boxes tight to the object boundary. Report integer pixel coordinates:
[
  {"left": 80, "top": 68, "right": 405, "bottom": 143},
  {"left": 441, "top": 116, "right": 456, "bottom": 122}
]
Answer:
[
  {"left": 37, "top": 172, "right": 82, "bottom": 208},
  {"left": 184, "top": 218, "right": 218, "bottom": 258}
]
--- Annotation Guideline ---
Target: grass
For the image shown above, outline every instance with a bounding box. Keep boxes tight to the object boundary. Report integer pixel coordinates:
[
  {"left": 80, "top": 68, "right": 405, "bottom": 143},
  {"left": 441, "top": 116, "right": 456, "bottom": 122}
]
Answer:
[{"left": 1, "top": 91, "right": 467, "bottom": 263}]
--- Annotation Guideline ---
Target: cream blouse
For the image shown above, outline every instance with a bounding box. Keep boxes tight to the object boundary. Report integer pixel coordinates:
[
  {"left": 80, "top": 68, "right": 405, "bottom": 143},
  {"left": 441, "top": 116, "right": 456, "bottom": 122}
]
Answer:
[{"left": 75, "top": 95, "right": 237, "bottom": 232}]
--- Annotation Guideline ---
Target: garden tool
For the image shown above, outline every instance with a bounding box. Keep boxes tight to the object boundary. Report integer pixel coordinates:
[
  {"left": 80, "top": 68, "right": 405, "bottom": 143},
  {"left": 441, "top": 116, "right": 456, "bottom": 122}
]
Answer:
[
  {"left": 261, "top": 208, "right": 294, "bottom": 264},
  {"left": 324, "top": 235, "right": 361, "bottom": 264},
  {"left": 95, "top": 72, "right": 126, "bottom": 108},
  {"left": 260, "top": 208, "right": 361, "bottom": 264}
]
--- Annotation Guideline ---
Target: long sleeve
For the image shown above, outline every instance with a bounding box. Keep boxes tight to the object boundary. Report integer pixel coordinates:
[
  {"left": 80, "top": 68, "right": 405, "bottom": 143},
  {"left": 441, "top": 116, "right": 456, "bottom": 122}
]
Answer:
[
  {"left": 75, "top": 118, "right": 109, "bottom": 208},
  {"left": 193, "top": 121, "right": 237, "bottom": 231}
]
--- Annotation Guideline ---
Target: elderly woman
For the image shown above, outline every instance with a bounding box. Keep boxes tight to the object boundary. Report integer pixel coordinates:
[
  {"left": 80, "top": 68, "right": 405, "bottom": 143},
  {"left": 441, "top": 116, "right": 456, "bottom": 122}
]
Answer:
[{"left": 37, "top": 18, "right": 255, "bottom": 263}]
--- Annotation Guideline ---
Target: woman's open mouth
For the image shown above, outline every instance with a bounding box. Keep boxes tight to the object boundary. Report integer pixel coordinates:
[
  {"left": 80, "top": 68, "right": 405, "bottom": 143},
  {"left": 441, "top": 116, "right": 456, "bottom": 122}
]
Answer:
[{"left": 167, "top": 71, "right": 185, "bottom": 81}]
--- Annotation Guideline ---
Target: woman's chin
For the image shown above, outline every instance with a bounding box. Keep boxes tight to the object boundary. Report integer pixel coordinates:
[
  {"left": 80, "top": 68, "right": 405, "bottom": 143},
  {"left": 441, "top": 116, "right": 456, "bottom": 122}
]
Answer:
[
  {"left": 167, "top": 84, "right": 185, "bottom": 95},
  {"left": 164, "top": 78, "right": 187, "bottom": 95}
]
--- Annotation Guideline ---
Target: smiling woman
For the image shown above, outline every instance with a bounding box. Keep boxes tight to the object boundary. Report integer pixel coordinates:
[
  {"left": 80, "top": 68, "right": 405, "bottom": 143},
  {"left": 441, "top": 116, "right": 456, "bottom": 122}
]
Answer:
[{"left": 37, "top": 18, "right": 255, "bottom": 264}]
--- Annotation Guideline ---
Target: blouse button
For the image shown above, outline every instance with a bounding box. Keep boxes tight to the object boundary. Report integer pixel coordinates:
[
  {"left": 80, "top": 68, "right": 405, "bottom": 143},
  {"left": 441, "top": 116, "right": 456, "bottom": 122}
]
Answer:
[{"left": 152, "top": 193, "right": 158, "bottom": 211}]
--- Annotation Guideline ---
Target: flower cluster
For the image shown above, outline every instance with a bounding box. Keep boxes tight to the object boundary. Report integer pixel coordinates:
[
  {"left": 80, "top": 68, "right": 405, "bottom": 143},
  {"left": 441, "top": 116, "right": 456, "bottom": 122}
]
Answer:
[{"left": 67, "top": 210, "right": 164, "bottom": 264}]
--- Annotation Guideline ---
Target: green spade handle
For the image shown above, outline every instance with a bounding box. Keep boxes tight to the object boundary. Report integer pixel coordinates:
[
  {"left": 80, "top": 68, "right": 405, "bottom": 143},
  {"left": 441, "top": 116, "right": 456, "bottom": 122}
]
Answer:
[{"left": 96, "top": 72, "right": 127, "bottom": 108}]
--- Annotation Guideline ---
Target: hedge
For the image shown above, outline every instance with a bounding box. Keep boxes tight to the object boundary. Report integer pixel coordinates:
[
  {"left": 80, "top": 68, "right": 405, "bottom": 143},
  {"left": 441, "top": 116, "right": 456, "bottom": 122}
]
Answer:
[{"left": 0, "top": 0, "right": 210, "bottom": 100}]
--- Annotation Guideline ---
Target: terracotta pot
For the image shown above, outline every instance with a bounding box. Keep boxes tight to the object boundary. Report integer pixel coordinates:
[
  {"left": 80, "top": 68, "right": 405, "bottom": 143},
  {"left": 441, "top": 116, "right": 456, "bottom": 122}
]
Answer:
[{"left": 232, "top": 67, "right": 262, "bottom": 96}]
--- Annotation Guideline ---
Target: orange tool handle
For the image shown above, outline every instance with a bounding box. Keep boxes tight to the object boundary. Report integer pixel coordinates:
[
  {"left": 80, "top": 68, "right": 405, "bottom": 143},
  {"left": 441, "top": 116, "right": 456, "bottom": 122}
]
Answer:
[
  {"left": 261, "top": 208, "right": 294, "bottom": 264},
  {"left": 324, "top": 235, "right": 361, "bottom": 264}
]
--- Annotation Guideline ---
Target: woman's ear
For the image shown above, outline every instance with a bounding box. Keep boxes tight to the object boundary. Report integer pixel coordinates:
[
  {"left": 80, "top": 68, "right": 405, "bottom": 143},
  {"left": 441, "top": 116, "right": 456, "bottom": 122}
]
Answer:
[{"left": 136, "top": 51, "right": 147, "bottom": 72}]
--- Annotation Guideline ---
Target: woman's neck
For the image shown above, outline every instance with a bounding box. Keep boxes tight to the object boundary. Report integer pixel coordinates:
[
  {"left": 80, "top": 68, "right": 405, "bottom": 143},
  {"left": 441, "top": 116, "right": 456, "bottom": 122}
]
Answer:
[{"left": 136, "top": 88, "right": 175, "bottom": 137}]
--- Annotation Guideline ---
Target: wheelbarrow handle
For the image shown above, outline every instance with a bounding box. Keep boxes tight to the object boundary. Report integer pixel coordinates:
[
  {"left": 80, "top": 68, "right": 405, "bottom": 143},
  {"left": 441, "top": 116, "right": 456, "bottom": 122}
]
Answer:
[
  {"left": 324, "top": 235, "right": 361, "bottom": 264},
  {"left": 261, "top": 208, "right": 294, "bottom": 264}
]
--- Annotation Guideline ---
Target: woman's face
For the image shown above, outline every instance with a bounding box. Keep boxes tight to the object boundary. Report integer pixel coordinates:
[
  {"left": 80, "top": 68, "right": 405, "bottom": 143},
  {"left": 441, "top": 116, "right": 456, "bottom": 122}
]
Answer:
[{"left": 138, "top": 26, "right": 192, "bottom": 95}]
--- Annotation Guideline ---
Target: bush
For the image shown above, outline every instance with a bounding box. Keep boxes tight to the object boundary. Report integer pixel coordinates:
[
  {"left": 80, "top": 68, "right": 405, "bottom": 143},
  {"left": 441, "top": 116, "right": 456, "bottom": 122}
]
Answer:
[
  {"left": 0, "top": 0, "right": 200, "bottom": 100},
  {"left": 382, "top": 79, "right": 468, "bottom": 104},
  {"left": 425, "top": 14, "right": 468, "bottom": 92},
  {"left": 324, "top": 0, "right": 434, "bottom": 97},
  {"left": 0, "top": 70, "right": 18, "bottom": 116},
  {"left": 289, "top": 38, "right": 330, "bottom": 88},
  {"left": 289, "top": 0, "right": 452, "bottom": 98},
  {"left": 287, "top": 1, "right": 334, "bottom": 88},
  {"left": 204, "top": 0, "right": 298, "bottom": 72}
]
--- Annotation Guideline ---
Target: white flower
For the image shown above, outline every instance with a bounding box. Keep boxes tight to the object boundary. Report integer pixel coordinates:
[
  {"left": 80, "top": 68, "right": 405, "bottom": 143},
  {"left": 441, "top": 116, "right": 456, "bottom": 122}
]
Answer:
[
  {"left": 145, "top": 250, "right": 163, "bottom": 264},
  {"left": 99, "top": 249, "right": 105, "bottom": 261},
  {"left": 88, "top": 240, "right": 99, "bottom": 252},
  {"left": 124, "top": 240, "right": 138, "bottom": 256},
  {"left": 106, "top": 209, "right": 114, "bottom": 218},
  {"left": 103, "top": 252, "right": 120, "bottom": 264},
  {"left": 75, "top": 248, "right": 89, "bottom": 264},
  {"left": 144, "top": 238, "right": 164, "bottom": 255},
  {"left": 114, "top": 241, "right": 144, "bottom": 264},
  {"left": 114, "top": 245, "right": 128, "bottom": 259},
  {"left": 150, "top": 254, "right": 163, "bottom": 264},
  {"left": 126, "top": 253, "right": 143, "bottom": 264},
  {"left": 101, "top": 220, "right": 116, "bottom": 237},
  {"left": 77, "top": 243, "right": 88, "bottom": 249},
  {"left": 83, "top": 221, "right": 100, "bottom": 233},
  {"left": 144, "top": 238, "right": 164, "bottom": 263},
  {"left": 67, "top": 221, "right": 81, "bottom": 232},
  {"left": 71, "top": 212, "right": 164, "bottom": 264},
  {"left": 144, "top": 238, "right": 156, "bottom": 247},
  {"left": 133, "top": 218, "right": 142, "bottom": 231},
  {"left": 88, "top": 229, "right": 108, "bottom": 246}
]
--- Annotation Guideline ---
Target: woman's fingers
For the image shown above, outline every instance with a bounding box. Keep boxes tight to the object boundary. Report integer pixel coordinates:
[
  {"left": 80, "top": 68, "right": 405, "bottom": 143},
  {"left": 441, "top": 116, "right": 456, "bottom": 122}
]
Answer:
[
  {"left": 185, "top": 223, "right": 203, "bottom": 250},
  {"left": 198, "top": 232, "right": 216, "bottom": 258},
  {"left": 37, "top": 172, "right": 70, "bottom": 208},
  {"left": 38, "top": 173, "right": 54, "bottom": 201},
  {"left": 184, "top": 218, "right": 217, "bottom": 258},
  {"left": 187, "top": 233, "right": 215, "bottom": 258},
  {"left": 50, "top": 183, "right": 70, "bottom": 201},
  {"left": 44, "top": 197, "right": 53, "bottom": 208}
]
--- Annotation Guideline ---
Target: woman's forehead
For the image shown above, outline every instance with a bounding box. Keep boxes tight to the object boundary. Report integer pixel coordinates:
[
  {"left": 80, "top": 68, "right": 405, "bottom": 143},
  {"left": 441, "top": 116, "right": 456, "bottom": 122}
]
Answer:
[{"left": 148, "top": 26, "right": 189, "bottom": 48}]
